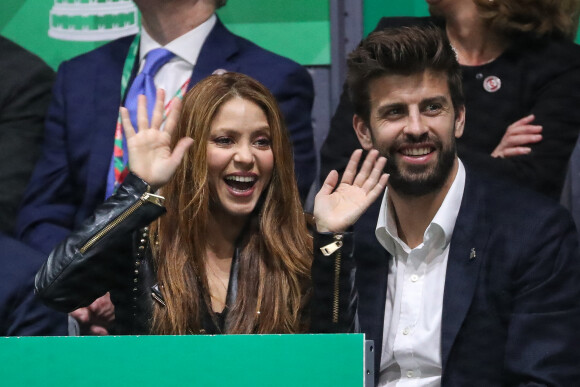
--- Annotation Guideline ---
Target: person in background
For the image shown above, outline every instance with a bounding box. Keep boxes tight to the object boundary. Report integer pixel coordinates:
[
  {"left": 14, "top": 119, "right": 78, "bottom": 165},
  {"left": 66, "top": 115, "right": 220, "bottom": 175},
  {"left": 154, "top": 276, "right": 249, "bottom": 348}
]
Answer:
[
  {"left": 312, "top": 25, "right": 580, "bottom": 386},
  {"left": 17, "top": 0, "right": 315, "bottom": 334},
  {"left": 0, "top": 233, "right": 67, "bottom": 336},
  {"left": 0, "top": 36, "right": 54, "bottom": 235},
  {"left": 321, "top": 0, "right": 580, "bottom": 200}
]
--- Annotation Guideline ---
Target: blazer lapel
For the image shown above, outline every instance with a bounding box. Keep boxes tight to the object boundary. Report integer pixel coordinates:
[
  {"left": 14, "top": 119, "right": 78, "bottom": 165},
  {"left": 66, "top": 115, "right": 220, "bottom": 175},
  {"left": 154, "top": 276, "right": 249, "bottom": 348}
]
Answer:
[
  {"left": 441, "top": 171, "right": 491, "bottom": 370},
  {"left": 86, "top": 36, "right": 136, "bottom": 204},
  {"left": 189, "top": 17, "right": 241, "bottom": 87}
]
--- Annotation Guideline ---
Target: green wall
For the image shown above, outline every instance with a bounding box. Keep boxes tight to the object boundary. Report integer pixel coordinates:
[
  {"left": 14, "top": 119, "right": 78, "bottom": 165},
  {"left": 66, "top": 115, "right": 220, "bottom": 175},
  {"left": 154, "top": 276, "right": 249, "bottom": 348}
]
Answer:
[{"left": 0, "top": 0, "right": 330, "bottom": 69}]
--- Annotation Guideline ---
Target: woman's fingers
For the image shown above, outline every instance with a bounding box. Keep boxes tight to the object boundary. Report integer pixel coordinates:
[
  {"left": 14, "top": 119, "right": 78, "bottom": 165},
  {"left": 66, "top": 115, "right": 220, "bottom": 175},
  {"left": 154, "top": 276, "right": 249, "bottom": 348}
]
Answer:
[
  {"left": 163, "top": 97, "right": 182, "bottom": 136},
  {"left": 120, "top": 107, "right": 136, "bottom": 140},
  {"left": 136, "top": 94, "right": 149, "bottom": 130},
  {"left": 318, "top": 170, "right": 340, "bottom": 197},
  {"left": 509, "top": 114, "right": 536, "bottom": 127},
  {"left": 150, "top": 88, "right": 166, "bottom": 130}
]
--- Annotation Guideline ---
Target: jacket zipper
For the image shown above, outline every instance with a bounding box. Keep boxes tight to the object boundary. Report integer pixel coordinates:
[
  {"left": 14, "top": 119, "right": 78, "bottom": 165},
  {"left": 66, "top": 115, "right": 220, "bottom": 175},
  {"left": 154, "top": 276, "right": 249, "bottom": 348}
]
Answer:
[
  {"left": 79, "top": 191, "right": 164, "bottom": 254},
  {"left": 333, "top": 245, "right": 342, "bottom": 323},
  {"left": 320, "top": 234, "right": 344, "bottom": 324}
]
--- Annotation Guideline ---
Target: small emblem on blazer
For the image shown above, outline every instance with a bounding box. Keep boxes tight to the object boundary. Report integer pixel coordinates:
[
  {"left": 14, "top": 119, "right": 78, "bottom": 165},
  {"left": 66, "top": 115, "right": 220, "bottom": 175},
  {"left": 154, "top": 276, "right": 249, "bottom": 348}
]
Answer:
[
  {"left": 469, "top": 248, "right": 477, "bottom": 260},
  {"left": 483, "top": 75, "right": 501, "bottom": 93},
  {"left": 212, "top": 68, "right": 228, "bottom": 75}
]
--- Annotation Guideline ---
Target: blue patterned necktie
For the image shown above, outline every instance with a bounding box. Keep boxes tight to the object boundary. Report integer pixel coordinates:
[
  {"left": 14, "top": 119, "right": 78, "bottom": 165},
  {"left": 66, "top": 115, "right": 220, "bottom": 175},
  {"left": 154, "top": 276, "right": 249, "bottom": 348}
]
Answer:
[{"left": 124, "top": 47, "right": 176, "bottom": 129}]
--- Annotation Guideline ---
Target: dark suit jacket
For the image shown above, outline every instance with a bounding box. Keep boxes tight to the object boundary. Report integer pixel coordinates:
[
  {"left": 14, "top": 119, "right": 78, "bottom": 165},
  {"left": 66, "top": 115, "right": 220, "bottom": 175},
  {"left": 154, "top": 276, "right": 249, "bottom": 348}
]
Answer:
[
  {"left": 16, "top": 18, "right": 315, "bottom": 254},
  {"left": 0, "top": 36, "right": 54, "bottom": 235},
  {"left": 0, "top": 233, "right": 67, "bottom": 335},
  {"left": 314, "top": 169, "right": 580, "bottom": 386}
]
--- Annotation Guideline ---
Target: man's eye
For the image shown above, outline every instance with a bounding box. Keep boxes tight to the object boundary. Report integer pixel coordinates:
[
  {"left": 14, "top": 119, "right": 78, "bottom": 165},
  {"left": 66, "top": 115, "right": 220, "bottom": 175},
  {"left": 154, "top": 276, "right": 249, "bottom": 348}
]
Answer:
[{"left": 425, "top": 104, "right": 442, "bottom": 112}]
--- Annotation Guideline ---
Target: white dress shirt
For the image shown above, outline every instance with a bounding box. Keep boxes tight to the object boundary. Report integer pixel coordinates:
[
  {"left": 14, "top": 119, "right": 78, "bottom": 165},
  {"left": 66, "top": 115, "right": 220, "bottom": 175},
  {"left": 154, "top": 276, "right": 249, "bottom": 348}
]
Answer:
[
  {"left": 374, "top": 160, "right": 466, "bottom": 387},
  {"left": 138, "top": 13, "right": 216, "bottom": 106}
]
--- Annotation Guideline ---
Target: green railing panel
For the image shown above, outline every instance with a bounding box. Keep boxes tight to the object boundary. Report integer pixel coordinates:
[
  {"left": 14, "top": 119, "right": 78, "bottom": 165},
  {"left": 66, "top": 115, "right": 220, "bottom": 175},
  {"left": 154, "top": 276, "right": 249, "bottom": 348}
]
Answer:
[{"left": 0, "top": 333, "right": 365, "bottom": 387}]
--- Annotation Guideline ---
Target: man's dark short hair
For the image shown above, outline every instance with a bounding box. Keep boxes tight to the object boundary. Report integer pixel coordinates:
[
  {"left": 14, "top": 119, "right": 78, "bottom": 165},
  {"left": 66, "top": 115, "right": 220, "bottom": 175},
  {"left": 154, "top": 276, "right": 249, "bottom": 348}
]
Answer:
[
  {"left": 215, "top": 0, "right": 227, "bottom": 9},
  {"left": 347, "top": 25, "right": 464, "bottom": 124}
]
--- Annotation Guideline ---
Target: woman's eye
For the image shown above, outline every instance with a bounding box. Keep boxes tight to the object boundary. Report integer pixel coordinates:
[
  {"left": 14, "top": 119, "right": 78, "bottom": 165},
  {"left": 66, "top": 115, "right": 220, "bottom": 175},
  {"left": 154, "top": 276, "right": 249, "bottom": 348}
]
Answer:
[
  {"left": 213, "top": 137, "right": 233, "bottom": 146},
  {"left": 254, "top": 137, "right": 271, "bottom": 148}
]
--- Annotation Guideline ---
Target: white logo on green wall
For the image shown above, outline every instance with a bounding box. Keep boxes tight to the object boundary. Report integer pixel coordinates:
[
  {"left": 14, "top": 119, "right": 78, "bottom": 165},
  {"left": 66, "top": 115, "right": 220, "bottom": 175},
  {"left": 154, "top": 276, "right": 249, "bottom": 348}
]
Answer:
[{"left": 49, "top": 0, "right": 139, "bottom": 41}]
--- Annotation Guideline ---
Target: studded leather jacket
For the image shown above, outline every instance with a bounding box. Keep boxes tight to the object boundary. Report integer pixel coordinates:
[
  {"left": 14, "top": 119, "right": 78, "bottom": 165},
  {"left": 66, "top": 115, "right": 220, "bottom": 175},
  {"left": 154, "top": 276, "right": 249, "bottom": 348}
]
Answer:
[
  {"left": 35, "top": 173, "right": 167, "bottom": 334},
  {"left": 35, "top": 173, "right": 357, "bottom": 335}
]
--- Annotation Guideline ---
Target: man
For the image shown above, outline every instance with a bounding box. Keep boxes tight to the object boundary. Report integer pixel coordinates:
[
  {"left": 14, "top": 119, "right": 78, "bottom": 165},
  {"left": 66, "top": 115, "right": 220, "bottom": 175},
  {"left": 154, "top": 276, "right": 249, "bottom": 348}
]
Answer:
[
  {"left": 17, "top": 0, "right": 315, "bottom": 334},
  {"left": 0, "top": 233, "right": 67, "bottom": 336},
  {"left": 0, "top": 36, "right": 54, "bottom": 235},
  {"left": 312, "top": 26, "right": 580, "bottom": 386}
]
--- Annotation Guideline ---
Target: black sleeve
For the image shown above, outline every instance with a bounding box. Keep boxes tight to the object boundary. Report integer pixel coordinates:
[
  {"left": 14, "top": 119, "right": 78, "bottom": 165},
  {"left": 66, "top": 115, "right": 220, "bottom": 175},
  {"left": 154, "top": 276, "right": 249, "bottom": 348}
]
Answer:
[{"left": 35, "top": 173, "right": 166, "bottom": 312}]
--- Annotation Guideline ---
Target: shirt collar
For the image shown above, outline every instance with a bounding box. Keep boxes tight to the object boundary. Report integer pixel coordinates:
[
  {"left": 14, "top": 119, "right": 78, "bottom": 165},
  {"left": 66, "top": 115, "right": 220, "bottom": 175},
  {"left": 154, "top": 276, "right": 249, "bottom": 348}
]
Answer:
[
  {"left": 139, "top": 13, "right": 217, "bottom": 66},
  {"left": 375, "top": 159, "right": 466, "bottom": 255}
]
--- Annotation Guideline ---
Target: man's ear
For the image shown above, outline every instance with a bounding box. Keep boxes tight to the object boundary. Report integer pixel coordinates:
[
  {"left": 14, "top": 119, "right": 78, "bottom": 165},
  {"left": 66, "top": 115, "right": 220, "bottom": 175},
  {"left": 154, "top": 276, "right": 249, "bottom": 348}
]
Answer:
[
  {"left": 454, "top": 105, "right": 466, "bottom": 138},
  {"left": 353, "top": 115, "right": 374, "bottom": 150}
]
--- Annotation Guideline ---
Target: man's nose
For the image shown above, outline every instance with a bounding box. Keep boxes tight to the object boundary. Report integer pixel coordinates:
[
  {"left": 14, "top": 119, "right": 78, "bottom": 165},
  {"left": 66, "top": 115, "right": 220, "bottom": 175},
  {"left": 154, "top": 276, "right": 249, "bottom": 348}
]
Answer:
[{"left": 404, "top": 110, "right": 428, "bottom": 137}]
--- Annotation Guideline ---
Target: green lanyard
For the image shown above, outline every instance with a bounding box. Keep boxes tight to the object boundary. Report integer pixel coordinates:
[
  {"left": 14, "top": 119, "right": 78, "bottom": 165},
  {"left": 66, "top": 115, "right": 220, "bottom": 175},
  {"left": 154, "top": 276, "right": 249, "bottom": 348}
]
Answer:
[{"left": 119, "top": 33, "right": 141, "bottom": 105}]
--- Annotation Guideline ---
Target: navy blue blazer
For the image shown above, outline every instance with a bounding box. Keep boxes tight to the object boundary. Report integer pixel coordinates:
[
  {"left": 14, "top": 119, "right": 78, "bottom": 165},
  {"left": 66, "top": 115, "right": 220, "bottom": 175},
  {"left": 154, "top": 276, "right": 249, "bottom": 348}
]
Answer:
[
  {"left": 348, "top": 169, "right": 580, "bottom": 386},
  {"left": 0, "top": 233, "right": 67, "bottom": 335},
  {"left": 16, "top": 18, "right": 315, "bottom": 254}
]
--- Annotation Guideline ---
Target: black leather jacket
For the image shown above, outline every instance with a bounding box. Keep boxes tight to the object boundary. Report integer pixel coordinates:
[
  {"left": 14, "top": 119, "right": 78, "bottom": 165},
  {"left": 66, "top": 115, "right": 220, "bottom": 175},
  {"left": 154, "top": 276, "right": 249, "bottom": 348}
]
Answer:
[{"left": 35, "top": 173, "right": 357, "bottom": 335}]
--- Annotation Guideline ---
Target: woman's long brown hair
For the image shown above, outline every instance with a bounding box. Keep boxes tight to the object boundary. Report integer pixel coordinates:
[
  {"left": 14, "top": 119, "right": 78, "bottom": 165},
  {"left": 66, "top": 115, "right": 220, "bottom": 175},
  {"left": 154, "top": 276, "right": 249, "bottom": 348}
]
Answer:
[{"left": 150, "top": 73, "right": 312, "bottom": 334}]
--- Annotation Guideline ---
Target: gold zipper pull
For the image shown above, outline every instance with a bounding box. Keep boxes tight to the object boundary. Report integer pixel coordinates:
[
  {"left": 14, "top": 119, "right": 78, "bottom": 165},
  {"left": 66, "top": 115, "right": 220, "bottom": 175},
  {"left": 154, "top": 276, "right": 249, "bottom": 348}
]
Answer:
[
  {"left": 320, "top": 240, "right": 343, "bottom": 256},
  {"left": 141, "top": 192, "right": 165, "bottom": 206}
]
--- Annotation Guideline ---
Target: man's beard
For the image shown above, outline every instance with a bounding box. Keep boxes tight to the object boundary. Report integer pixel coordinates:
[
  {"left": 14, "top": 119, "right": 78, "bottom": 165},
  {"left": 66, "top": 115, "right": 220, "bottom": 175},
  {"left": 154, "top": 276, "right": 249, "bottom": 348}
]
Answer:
[{"left": 377, "top": 131, "right": 457, "bottom": 197}]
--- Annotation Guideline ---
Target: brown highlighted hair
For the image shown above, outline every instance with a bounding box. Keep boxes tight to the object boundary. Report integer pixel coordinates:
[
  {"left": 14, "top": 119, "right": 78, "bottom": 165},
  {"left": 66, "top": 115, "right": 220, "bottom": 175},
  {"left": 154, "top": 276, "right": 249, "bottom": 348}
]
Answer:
[
  {"left": 474, "top": 0, "right": 580, "bottom": 40},
  {"left": 151, "top": 72, "right": 311, "bottom": 335},
  {"left": 346, "top": 25, "right": 464, "bottom": 125}
]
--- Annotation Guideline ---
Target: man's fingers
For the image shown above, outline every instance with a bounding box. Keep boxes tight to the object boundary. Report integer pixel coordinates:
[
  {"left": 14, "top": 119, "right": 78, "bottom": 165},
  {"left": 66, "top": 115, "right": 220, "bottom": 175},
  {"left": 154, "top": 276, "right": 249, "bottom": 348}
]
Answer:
[
  {"left": 353, "top": 149, "right": 379, "bottom": 187},
  {"left": 368, "top": 173, "right": 389, "bottom": 200},
  {"left": 362, "top": 156, "right": 387, "bottom": 192},
  {"left": 341, "top": 149, "right": 363, "bottom": 186}
]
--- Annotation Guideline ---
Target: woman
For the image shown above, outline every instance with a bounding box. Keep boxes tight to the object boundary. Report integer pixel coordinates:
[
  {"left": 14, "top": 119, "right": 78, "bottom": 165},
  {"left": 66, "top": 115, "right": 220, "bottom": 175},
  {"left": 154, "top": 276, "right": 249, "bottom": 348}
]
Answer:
[
  {"left": 35, "top": 73, "right": 368, "bottom": 335},
  {"left": 321, "top": 0, "right": 580, "bottom": 200}
]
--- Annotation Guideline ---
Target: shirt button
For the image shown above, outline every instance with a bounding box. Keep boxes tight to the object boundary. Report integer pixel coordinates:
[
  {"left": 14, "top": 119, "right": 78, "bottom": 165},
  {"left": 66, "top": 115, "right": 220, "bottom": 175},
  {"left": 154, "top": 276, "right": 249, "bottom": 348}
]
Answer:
[
  {"left": 407, "top": 371, "right": 413, "bottom": 378},
  {"left": 410, "top": 274, "right": 419, "bottom": 282},
  {"left": 402, "top": 327, "right": 410, "bottom": 335}
]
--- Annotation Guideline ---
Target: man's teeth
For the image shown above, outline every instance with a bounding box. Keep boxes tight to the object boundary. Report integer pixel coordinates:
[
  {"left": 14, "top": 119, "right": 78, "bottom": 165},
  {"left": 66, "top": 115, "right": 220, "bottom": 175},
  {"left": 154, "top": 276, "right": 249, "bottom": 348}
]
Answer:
[
  {"left": 402, "top": 147, "right": 431, "bottom": 156},
  {"left": 225, "top": 176, "right": 256, "bottom": 182}
]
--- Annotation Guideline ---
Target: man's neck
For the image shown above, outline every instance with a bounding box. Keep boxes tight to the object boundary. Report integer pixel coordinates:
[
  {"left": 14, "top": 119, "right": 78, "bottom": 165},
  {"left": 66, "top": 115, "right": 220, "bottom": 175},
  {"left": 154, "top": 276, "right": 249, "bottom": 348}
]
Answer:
[
  {"left": 137, "top": 0, "right": 215, "bottom": 45},
  {"left": 389, "top": 160, "right": 459, "bottom": 249}
]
